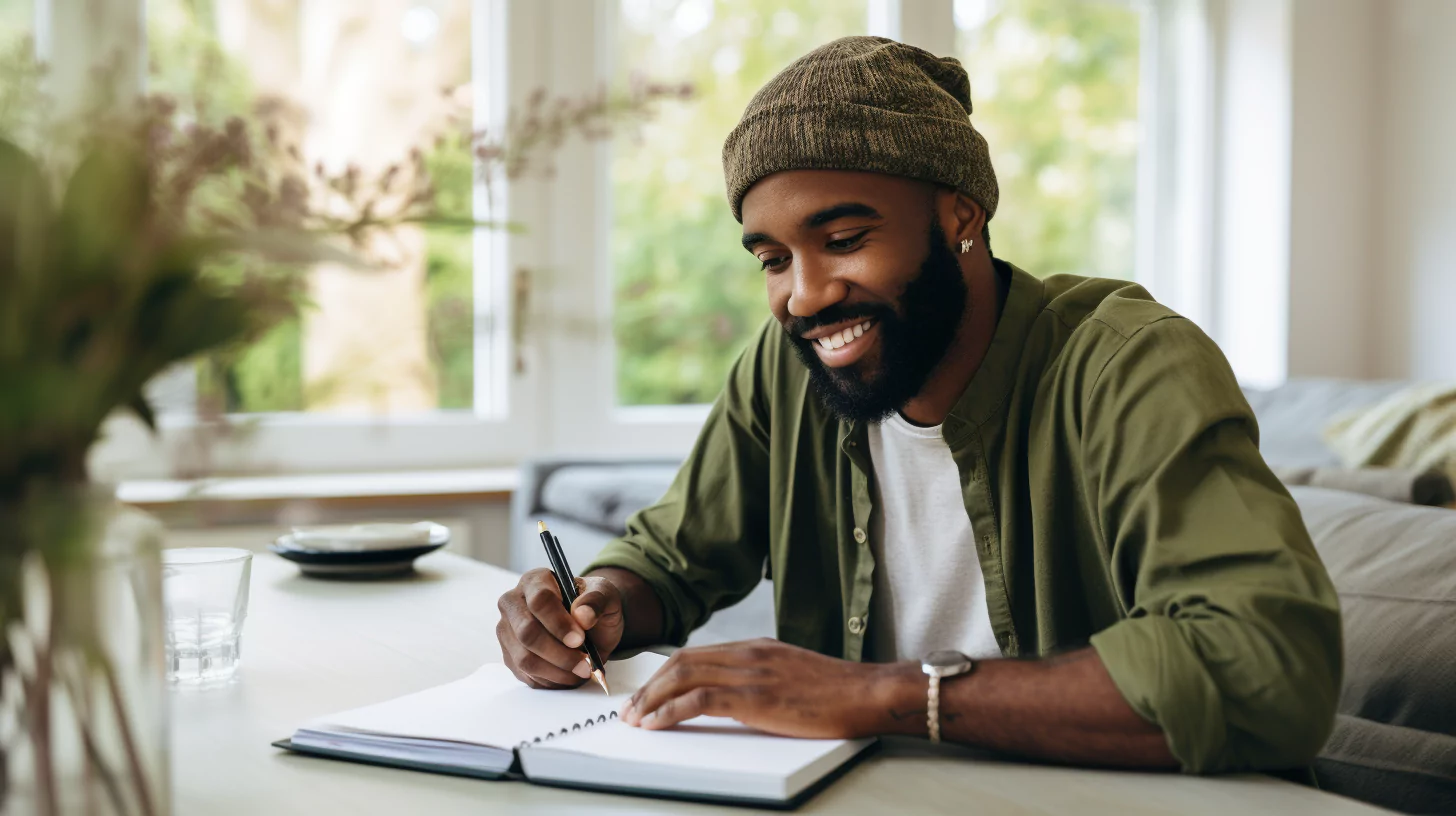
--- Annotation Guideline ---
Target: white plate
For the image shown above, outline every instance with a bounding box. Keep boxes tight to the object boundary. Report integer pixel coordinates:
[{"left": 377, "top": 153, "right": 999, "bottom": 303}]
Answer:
[{"left": 280, "top": 522, "right": 448, "bottom": 553}]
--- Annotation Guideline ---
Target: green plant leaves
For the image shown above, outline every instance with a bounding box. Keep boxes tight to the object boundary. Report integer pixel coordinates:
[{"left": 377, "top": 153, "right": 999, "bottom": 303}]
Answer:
[{"left": 56, "top": 141, "right": 152, "bottom": 281}]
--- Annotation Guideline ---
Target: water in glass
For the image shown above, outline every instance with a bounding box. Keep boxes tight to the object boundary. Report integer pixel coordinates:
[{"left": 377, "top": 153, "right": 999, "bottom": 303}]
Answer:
[{"left": 163, "top": 547, "right": 252, "bottom": 684}]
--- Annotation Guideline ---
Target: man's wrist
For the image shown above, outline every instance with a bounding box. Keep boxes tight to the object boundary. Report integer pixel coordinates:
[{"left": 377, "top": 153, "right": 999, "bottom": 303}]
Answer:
[{"left": 871, "top": 661, "right": 939, "bottom": 738}]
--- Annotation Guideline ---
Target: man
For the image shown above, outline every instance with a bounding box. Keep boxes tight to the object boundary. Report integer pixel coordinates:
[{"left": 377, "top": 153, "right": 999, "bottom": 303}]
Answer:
[{"left": 495, "top": 36, "right": 1341, "bottom": 773}]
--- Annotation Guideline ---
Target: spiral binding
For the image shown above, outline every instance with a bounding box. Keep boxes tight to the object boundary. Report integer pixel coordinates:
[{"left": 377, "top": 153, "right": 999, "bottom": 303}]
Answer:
[{"left": 516, "top": 711, "right": 617, "bottom": 749}]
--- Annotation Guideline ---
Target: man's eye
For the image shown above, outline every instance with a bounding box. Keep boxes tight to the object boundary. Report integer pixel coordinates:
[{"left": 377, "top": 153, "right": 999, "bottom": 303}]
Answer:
[
  {"left": 827, "top": 230, "right": 870, "bottom": 250},
  {"left": 760, "top": 255, "right": 789, "bottom": 271}
]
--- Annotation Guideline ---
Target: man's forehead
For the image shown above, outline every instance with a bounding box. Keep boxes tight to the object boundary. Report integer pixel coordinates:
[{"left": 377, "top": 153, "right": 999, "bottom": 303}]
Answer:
[{"left": 741, "top": 170, "right": 926, "bottom": 230}]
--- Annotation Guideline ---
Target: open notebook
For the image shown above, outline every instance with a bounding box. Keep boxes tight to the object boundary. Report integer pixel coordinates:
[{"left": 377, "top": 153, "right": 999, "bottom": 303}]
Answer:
[{"left": 276, "top": 652, "right": 874, "bottom": 808}]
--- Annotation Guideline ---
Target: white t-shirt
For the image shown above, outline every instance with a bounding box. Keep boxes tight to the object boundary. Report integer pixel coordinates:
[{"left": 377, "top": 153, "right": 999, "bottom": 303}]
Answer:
[{"left": 865, "top": 411, "right": 1002, "bottom": 663}]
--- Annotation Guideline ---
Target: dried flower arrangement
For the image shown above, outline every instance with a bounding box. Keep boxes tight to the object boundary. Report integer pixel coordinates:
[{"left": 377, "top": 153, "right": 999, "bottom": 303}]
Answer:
[{"left": 0, "top": 36, "right": 691, "bottom": 814}]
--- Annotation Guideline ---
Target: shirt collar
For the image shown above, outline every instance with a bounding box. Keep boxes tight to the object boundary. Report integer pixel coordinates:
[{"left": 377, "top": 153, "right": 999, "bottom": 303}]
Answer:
[{"left": 942, "top": 259, "right": 1044, "bottom": 442}]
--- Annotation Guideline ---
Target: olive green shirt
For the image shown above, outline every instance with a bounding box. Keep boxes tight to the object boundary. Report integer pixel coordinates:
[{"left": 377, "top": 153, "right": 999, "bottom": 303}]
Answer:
[{"left": 588, "top": 263, "right": 1342, "bottom": 774}]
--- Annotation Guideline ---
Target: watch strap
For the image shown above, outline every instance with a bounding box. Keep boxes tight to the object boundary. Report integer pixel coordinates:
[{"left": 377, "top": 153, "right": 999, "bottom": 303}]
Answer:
[{"left": 927, "top": 673, "right": 942, "bottom": 743}]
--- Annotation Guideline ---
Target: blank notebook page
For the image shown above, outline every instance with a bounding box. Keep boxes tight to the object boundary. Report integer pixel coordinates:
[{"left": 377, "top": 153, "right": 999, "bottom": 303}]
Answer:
[{"left": 304, "top": 652, "right": 668, "bottom": 748}]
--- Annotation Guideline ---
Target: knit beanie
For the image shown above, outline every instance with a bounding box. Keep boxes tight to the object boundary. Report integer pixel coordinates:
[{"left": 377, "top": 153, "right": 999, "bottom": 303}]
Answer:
[{"left": 722, "top": 36, "right": 998, "bottom": 224}]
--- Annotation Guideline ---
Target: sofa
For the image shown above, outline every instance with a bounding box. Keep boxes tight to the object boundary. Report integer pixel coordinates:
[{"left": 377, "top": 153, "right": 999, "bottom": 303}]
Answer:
[{"left": 508, "top": 379, "right": 1456, "bottom": 813}]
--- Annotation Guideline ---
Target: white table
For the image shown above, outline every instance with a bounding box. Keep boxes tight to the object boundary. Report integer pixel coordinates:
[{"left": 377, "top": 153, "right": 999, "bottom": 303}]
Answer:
[{"left": 172, "top": 552, "right": 1393, "bottom": 815}]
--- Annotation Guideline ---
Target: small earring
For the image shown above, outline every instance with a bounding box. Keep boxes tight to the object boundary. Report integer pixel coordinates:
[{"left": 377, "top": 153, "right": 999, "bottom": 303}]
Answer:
[{"left": 960, "top": 238, "right": 973, "bottom": 254}]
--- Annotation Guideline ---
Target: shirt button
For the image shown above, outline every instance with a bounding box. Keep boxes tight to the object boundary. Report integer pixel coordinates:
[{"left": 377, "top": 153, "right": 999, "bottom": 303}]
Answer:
[
  {"left": 847, "top": 616, "right": 865, "bottom": 635},
  {"left": 853, "top": 527, "right": 867, "bottom": 544}
]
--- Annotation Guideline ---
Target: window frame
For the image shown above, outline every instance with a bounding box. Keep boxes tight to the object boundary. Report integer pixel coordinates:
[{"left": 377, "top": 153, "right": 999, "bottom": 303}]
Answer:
[
  {"left": 86, "top": 0, "right": 541, "bottom": 479},
  {"left": 71, "top": 0, "right": 1215, "bottom": 479}
]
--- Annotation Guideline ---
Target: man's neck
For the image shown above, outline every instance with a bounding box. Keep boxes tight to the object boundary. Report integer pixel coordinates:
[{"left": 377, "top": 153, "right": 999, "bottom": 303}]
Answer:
[{"left": 898, "top": 256, "right": 1006, "bottom": 427}]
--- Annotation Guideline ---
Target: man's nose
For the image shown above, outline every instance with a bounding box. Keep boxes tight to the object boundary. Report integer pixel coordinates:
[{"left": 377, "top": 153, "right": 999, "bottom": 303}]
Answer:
[{"left": 787, "top": 256, "right": 848, "bottom": 318}]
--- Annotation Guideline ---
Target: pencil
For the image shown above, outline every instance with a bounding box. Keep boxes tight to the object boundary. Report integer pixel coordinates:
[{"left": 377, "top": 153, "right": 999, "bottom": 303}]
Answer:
[{"left": 537, "top": 521, "right": 610, "bottom": 694}]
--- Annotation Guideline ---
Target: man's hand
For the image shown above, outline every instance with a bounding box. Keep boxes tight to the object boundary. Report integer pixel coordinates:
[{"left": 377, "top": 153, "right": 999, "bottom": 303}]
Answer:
[
  {"left": 619, "top": 638, "right": 894, "bottom": 738},
  {"left": 495, "top": 568, "right": 625, "bottom": 689}
]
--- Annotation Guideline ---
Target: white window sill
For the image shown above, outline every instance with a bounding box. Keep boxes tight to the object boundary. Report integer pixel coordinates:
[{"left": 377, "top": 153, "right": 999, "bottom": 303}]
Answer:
[{"left": 116, "top": 467, "right": 518, "bottom": 510}]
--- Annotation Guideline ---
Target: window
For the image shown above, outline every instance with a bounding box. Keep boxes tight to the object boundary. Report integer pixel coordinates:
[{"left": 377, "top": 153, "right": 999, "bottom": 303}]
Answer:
[
  {"left": 610, "top": 0, "right": 870, "bottom": 407},
  {"left": 0, "top": 0, "right": 30, "bottom": 52},
  {"left": 954, "top": 0, "right": 1143, "bottom": 280},
  {"left": 56, "top": 0, "right": 1206, "bottom": 475},
  {"left": 147, "top": 0, "right": 477, "bottom": 415}
]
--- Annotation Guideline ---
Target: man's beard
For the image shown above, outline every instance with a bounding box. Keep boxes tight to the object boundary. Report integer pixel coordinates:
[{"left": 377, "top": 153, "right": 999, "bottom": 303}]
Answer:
[{"left": 784, "top": 222, "right": 969, "bottom": 424}]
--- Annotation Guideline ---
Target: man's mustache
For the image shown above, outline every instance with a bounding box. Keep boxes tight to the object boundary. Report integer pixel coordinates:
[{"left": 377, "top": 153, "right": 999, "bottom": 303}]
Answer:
[{"left": 782, "top": 303, "right": 896, "bottom": 339}]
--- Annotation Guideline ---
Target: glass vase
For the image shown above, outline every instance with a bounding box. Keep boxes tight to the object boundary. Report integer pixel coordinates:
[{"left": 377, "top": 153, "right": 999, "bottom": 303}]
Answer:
[{"left": 0, "top": 491, "right": 170, "bottom": 816}]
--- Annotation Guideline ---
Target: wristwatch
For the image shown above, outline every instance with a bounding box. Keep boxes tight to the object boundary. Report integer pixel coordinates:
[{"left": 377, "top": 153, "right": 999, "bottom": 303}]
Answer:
[{"left": 920, "top": 650, "right": 975, "bottom": 743}]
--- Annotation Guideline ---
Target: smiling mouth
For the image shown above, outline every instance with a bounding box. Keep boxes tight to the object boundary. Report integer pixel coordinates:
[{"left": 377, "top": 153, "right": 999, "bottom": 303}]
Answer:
[{"left": 812, "top": 320, "right": 875, "bottom": 351}]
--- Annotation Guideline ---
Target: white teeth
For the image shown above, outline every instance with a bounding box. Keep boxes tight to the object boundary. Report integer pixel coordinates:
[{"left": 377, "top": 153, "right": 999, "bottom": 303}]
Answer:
[{"left": 813, "top": 320, "right": 874, "bottom": 352}]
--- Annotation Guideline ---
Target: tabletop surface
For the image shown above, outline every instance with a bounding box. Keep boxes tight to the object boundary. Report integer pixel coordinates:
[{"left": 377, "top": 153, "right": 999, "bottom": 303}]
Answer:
[{"left": 171, "top": 551, "right": 1393, "bottom": 815}]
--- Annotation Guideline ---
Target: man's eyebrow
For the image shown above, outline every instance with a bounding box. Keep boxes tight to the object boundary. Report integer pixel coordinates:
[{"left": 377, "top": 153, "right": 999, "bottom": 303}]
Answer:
[
  {"left": 741, "top": 232, "right": 771, "bottom": 251},
  {"left": 805, "top": 203, "right": 882, "bottom": 228},
  {"left": 741, "top": 203, "right": 882, "bottom": 250}
]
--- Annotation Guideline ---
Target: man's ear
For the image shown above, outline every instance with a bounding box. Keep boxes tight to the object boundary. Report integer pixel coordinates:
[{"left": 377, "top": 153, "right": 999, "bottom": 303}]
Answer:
[
  {"left": 950, "top": 191, "right": 986, "bottom": 247},
  {"left": 933, "top": 187, "right": 986, "bottom": 246}
]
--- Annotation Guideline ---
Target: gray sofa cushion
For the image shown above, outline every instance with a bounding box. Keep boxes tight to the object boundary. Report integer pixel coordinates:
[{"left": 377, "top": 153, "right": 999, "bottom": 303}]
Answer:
[
  {"left": 1243, "top": 379, "right": 1409, "bottom": 468},
  {"left": 1315, "top": 715, "right": 1456, "bottom": 815},
  {"left": 1290, "top": 486, "right": 1456, "bottom": 813},
  {"left": 538, "top": 465, "right": 680, "bottom": 535}
]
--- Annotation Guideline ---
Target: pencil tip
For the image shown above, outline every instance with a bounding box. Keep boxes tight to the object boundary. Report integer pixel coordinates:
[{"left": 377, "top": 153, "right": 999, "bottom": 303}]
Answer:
[
  {"left": 592, "top": 669, "right": 610, "bottom": 695},
  {"left": 537, "top": 520, "right": 548, "bottom": 533}
]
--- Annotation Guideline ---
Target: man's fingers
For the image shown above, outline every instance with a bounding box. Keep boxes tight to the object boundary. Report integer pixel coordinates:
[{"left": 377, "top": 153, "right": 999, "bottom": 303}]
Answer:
[
  {"left": 497, "top": 619, "right": 576, "bottom": 689},
  {"left": 501, "top": 589, "right": 586, "bottom": 670},
  {"left": 622, "top": 656, "right": 755, "bottom": 726},
  {"left": 639, "top": 686, "right": 752, "bottom": 730},
  {"left": 571, "top": 587, "right": 618, "bottom": 630},
  {"left": 515, "top": 649, "right": 588, "bottom": 687},
  {"left": 501, "top": 616, "right": 585, "bottom": 687},
  {"left": 523, "top": 570, "right": 586, "bottom": 648},
  {"left": 510, "top": 611, "right": 587, "bottom": 670}
]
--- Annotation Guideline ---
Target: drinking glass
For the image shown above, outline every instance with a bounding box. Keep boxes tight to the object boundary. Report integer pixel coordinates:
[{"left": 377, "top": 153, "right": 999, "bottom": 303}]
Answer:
[{"left": 162, "top": 547, "right": 253, "bottom": 684}]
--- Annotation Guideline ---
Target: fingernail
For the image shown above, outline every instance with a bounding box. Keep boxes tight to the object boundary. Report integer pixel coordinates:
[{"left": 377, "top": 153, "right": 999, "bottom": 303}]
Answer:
[
  {"left": 620, "top": 699, "right": 635, "bottom": 721},
  {"left": 563, "top": 630, "right": 584, "bottom": 648},
  {"left": 573, "top": 658, "right": 591, "bottom": 678},
  {"left": 640, "top": 711, "right": 658, "bottom": 728},
  {"left": 575, "top": 607, "right": 597, "bottom": 627}
]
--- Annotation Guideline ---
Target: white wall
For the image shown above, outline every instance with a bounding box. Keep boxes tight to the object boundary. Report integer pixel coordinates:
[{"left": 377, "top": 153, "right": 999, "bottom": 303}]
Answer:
[
  {"left": 1370, "top": 0, "right": 1456, "bottom": 380},
  {"left": 1286, "top": 0, "right": 1378, "bottom": 379},
  {"left": 1212, "top": 0, "right": 1291, "bottom": 388},
  {"left": 1222, "top": 0, "right": 1455, "bottom": 383}
]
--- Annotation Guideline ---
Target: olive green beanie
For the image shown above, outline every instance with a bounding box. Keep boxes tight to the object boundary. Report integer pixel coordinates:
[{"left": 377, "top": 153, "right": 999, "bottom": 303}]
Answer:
[{"left": 722, "top": 36, "right": 998, "bottom": 224}]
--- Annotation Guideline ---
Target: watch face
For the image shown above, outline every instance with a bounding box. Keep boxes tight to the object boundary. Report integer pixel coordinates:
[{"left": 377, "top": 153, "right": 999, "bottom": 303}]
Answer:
[{"left": 925, "top": 650, "right": 971, "bottom": 669}]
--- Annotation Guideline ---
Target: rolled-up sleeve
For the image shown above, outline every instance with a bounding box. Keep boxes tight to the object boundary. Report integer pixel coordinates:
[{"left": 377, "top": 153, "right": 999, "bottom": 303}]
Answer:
[
  {"left": 1083, "top": 317, "right": 1343, "bottom": 773},
  {"left": 585, "top": 324, "right": 774, "bottom": 646}
]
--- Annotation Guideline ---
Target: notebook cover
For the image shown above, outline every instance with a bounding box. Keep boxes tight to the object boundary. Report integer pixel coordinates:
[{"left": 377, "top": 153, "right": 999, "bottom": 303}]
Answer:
[
  {"left": 272, "top": 737, "right": 876, "bottom": 810},
  {"left": 271, "top": 738, "right": 520, "bottom": 782}
]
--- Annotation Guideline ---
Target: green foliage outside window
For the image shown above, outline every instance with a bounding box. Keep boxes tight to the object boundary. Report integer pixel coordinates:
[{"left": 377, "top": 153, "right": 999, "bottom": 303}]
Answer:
[
  {"left": 611, "top": 0, "right": 869, "bottom": 407},
  {"left": 147, "top": 0, "right": 474, "bottom": 413},
  {"left": 958, "top": 0, "right": 1141, "bottom": 281},
  {"left": 423, "top": 134, "right": 476, "bottom": 410},
  {"left": 0, "top": 0, "right": 29, "bottom": 50}
]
